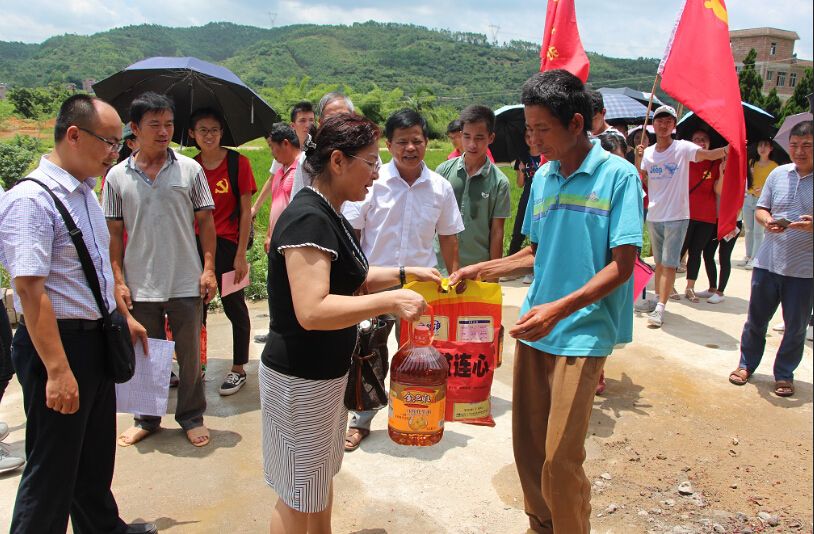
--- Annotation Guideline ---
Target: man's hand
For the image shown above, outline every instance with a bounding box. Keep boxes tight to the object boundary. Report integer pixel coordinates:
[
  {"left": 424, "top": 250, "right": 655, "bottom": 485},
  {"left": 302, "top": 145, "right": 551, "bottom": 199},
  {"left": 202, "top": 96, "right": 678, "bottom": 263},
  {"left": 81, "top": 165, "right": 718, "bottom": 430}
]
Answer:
[
  {"left": 127, "top": 314, "right": 149, "bottom": 355},
  {"left": 406, "top": 267, "right": 442, "bottom": 285},
  {"left": 788, "top": 215, "right": 813, "bottom": 233},
  {"left": 765, "top": 218, "right": 787, "bottom": 234},
  {"left": 233, "top": 254, "right": 250, "bottom": 284},
  {"left": 449, "top": 264, "right": 482, "bottom": 294},
  {"left": 46, "top": 367, "right": 79, "bottom": 414},
  {"left": 509, "top": 302, "right": 567, "bottom": 342},
  {"left": 200, "top": 269, "right": 218, "bottom": 304},
  {"left": 117, "top": 282, "right": 133, "bottom": 310}
]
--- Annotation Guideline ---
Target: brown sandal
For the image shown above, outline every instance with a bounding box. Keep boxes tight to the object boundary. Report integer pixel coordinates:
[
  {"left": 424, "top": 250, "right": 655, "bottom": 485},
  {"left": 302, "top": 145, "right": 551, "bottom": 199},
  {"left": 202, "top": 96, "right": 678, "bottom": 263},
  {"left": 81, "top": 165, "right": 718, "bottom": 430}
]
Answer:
[
  {"left": 685, "top": 289, "right": 700, "bottom": 303},
  {"left": 774, "top": 380, "right": 794, "bottom": 397},
  {"left": 728, "top": 368, "right": 751, "bottom": 386},
  {"left": 344, "top": 427, "right": 369, "bottom": 452}
]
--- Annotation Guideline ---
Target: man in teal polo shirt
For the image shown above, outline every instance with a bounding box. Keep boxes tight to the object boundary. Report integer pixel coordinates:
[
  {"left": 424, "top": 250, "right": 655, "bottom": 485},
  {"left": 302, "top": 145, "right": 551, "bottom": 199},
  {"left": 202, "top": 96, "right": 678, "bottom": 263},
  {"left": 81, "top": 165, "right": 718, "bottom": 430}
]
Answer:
[
  {"left": 436, "top": 105, "right": 511, "bottom": 268},
  {"left": 451, "top": 70, "right": 643, "bottom": 533}
]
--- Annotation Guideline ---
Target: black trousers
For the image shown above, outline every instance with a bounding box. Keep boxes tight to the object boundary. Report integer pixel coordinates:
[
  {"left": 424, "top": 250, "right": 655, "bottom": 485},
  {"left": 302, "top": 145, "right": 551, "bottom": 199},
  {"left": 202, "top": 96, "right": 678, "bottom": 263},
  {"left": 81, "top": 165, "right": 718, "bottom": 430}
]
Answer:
[
  {"left": 10, "top": 324, "right": 126, "bottom": 534},
  {"left": 199, "top": 236, "right": 251, "bottom": 366},
  {"left": 0, "top": 304, "right": 13, "bottom": 402},
  {"left": 508, "top": 179, "right": 533, "bottom": 256},
  {"left": 712, "top": 221, "right": 742, "bottom": 293},
  {"left": 682, "top": 219, "right": 717, "bottom": 284}
]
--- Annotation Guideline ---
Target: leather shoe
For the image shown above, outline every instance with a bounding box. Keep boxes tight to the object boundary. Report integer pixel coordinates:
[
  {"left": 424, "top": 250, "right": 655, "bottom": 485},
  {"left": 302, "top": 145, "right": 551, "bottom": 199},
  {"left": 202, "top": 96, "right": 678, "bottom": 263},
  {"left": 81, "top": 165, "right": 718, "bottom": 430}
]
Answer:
[{"left": 126, "top": 523, "right": 158, "bottom": 534}]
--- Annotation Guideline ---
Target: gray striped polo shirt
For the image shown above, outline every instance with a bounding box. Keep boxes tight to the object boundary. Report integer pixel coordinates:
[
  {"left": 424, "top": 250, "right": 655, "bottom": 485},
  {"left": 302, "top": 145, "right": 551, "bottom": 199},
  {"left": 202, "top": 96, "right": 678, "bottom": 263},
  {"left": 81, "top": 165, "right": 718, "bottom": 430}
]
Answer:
[{"left": 754, "top": 163, "right": 813, "bottom": 279}]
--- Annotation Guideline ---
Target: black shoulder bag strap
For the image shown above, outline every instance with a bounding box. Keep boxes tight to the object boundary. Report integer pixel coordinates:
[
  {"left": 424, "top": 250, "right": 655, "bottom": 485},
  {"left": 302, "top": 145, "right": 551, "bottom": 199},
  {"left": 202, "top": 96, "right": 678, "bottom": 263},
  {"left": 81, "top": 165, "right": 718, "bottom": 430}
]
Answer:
[
  {"left": 20, "top": 178, "right": 111, "bottom": 322},
  {"left": 689, "top": 160, "right": 716, "bottom": 195},
  {"left": 226, "top": 149, "right": 241, "bottom": 220}
]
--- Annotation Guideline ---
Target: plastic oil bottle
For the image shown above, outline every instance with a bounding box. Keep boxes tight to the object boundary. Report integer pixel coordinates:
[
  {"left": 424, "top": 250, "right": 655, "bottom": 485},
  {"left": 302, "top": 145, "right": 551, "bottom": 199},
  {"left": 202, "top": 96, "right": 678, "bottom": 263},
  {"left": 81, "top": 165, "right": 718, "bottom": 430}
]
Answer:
[{"left": 388, "top": 324, "right": 449, "bottom": 446}]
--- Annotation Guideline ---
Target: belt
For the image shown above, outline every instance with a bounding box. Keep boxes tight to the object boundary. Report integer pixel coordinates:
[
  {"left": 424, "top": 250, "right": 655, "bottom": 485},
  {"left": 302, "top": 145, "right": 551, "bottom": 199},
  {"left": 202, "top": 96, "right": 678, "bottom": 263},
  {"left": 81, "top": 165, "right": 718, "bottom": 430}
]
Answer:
[{"left": 19, "top": 316, "right": 104, "bottom": 331}]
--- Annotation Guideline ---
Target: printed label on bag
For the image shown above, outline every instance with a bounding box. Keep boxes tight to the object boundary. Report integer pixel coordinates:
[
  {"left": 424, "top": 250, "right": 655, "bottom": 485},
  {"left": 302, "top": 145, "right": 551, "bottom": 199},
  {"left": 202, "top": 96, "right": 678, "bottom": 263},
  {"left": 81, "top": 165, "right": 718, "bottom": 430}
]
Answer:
[
  {"left": 417, "top": 314, "right": 448, "bottom": 341},
  {"left": 453, "top": 399, "right": 491, "bottom": 420},
  {"left": 457, "top": 316, "right": 494, "bottom": 342},
  {"left": 388, "top": 383, "right": 446, "bottom": 433}
]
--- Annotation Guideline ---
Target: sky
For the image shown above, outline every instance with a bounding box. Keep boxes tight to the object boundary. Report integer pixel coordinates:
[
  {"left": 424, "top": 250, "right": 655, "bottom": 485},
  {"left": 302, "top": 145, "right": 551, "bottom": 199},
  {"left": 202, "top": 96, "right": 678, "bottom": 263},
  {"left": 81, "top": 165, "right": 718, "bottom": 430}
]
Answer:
[{"left": 2, "top": 0, "right": 812, "bottom": 61}]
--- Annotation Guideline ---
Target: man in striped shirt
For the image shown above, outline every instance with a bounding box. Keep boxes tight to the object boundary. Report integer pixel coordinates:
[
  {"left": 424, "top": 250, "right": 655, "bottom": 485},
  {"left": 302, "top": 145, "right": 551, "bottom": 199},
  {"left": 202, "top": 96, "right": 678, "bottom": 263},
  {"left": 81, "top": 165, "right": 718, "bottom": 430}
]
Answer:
[
  {"left": 102, "top": 92, "right": 217, "bottom": 447},
  {"left": 730, "top": 120, "right": 813, "bottom": 398}
]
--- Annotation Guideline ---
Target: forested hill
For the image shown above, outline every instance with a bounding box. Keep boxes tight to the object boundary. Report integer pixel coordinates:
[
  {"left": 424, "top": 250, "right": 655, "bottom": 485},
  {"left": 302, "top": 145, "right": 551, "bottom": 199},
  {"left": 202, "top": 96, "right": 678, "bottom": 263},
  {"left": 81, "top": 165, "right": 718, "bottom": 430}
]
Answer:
[{"left": 0, "top": 21, "right": 661, "bottom": 107}]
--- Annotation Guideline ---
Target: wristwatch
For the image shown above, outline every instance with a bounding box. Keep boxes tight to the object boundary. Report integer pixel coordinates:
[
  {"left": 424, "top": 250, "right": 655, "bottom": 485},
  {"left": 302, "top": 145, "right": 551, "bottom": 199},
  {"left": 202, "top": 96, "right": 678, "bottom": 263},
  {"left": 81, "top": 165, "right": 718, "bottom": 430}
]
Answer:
[{"left": 399, "top": 266, "right": 407, "bottom": 286}]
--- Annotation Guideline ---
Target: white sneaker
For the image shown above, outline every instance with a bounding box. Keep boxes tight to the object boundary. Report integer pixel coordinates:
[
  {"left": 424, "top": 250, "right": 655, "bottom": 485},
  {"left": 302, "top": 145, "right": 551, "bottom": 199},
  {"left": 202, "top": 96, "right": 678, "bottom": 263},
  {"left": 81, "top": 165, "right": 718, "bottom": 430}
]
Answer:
[
  {"left": 706, "top": 293, "right": 725, "bottom": 304},
  {"left": 0, "top": 421, "right": 8, "bottom": 442},
  {"left": 0, "top": 443, "right": 25, "bottom": 474},
  {"left": 807, "top": 325, "right": 813, "bottom": 342},
  {"left": 522, "top": 274, "right": 533, "bottom": 284},
  {"left": 647, "top": 308, "right": 664, "bottom": 328},
  {"left": 745, "top": 259, "right": 754, "bottom": 270},
  {"left": 739, "top": 256, "right": 751, "bottom": 266},
  {"left": 634, "top": 298, "right": 657, "bottom": 313},
  {"left": 695, "top": 289, "right": 714, "bottom": 299},
  {"left": 772, "top": 322, "right": 785, "bottom": 332}
]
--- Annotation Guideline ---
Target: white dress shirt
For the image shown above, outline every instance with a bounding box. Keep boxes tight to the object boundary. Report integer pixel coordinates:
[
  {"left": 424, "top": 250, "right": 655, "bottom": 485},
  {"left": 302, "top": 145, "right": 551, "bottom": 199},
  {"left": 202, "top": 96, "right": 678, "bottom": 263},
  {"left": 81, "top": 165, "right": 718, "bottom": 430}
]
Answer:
[{"left": 342, "top": 160, "right": 464, "bottom": 268}]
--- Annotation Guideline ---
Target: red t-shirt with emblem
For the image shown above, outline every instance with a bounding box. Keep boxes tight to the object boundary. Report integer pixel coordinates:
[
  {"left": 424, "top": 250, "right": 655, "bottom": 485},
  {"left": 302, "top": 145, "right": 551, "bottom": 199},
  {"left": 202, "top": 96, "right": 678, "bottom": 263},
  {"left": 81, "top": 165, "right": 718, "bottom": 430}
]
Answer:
[
  {"left": 688, "top": 159, "right": 720, "bottom": 224},
  {"left": 195, "top": 152, "right": 257, "bottom": 243}
]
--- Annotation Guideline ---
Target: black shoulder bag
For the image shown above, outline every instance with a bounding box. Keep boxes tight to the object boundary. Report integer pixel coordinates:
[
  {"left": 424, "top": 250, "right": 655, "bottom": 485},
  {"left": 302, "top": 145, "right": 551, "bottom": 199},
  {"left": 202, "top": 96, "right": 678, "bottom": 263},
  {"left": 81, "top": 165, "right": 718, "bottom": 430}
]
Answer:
[
  {"left": 226, "top": 149, "right": 254, "bottom": 248},
  {"left": 21, "top": 178, "right": 136, "bottom": 383}
]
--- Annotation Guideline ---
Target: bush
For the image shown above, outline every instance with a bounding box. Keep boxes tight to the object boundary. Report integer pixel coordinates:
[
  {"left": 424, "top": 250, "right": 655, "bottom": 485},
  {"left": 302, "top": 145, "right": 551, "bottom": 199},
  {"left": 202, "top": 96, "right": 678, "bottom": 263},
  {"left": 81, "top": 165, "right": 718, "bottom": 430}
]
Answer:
[{"left": 0, "top": 140, "right": 37, "bottom": 189}]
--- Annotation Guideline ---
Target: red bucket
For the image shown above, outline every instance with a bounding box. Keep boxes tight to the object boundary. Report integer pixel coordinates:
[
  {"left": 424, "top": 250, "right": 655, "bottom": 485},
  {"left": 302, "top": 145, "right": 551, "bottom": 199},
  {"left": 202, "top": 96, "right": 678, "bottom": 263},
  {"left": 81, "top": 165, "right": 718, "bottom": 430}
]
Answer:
[{"left": 633, "top": 257, "right": 654, "bottom": 298}]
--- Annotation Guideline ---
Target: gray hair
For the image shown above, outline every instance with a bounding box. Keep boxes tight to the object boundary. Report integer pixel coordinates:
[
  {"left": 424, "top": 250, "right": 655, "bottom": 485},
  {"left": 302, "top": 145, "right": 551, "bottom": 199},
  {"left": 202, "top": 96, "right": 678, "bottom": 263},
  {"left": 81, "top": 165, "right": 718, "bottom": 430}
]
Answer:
[{"left": 316, "top": 91, "right": 355, "bottom": 118}]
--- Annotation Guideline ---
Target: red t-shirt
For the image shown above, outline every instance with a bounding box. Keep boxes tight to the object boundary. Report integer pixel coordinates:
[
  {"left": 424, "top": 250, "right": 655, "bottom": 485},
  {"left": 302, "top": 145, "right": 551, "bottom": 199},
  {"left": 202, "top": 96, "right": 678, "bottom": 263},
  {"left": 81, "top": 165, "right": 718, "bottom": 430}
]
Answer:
[
  {"left": 195, "top": 152, "right": 257, "bottom": 243},
  {"left": 688, "top": 160, "right": 720, "bottom": 224}
]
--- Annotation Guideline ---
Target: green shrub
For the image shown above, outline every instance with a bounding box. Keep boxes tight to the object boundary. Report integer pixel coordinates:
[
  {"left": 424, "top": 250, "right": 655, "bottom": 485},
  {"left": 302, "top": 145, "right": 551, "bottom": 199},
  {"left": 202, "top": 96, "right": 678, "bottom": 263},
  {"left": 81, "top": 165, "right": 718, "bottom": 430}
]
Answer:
[{"left": 0, "top": 142, "right": 36, "bottom": 189}]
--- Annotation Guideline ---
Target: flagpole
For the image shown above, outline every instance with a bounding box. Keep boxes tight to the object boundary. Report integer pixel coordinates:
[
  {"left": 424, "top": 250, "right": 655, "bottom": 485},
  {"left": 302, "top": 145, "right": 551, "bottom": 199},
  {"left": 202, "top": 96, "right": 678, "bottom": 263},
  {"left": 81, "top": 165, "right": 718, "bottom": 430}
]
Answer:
[{"left": 639, "top": 74, "right": 660, "bottom": 149}]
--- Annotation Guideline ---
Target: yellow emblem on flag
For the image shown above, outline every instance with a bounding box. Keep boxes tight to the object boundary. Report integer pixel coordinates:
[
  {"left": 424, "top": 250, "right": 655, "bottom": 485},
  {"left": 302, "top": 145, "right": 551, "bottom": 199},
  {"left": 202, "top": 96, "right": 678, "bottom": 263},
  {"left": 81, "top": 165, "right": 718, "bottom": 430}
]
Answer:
[
  {"left": 546, "top": 46, "right": 559, "bottom": 61},
  {"left": 215, "top": 178, "right": 229, "bottom": 194},
  {"left": 704, "top": 0, "right": 728, "bottom": 24}
]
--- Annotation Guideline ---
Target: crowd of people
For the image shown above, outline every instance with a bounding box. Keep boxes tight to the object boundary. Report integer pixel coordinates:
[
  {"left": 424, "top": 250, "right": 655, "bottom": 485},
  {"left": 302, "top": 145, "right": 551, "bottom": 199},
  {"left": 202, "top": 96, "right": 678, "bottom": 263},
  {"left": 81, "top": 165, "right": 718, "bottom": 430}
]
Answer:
[{"left": 0, "top": 66, "right": 811, "bottom": 534}]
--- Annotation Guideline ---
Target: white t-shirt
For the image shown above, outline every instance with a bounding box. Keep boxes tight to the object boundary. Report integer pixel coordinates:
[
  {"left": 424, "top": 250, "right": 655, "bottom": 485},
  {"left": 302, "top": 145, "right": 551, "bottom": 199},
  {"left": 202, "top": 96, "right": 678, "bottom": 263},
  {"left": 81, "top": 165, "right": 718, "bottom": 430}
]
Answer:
[
  {"left": 640, "top": 139, "right": 699, "bottom": 222},
  {"left": 342, "top": 160, "right": 464, "bottom": 269}
]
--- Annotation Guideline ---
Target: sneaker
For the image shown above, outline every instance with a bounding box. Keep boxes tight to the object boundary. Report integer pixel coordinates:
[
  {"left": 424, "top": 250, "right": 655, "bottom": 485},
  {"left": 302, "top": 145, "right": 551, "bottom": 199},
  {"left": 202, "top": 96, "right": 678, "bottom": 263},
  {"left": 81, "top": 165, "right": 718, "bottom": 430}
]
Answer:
[
  {"left": 807, "top": 325, "right": 813, "bottom": 342},
  {"left": 0, "top": 421, "right": 8, "bottom": 442},
  {"left": 522, "top": 274, "right": 534, "bottom": 284},
  {"left": 169, "top": 371, "right": 179, "bottom": 388},
  {"left": 772, "top": 322, "right": 785, "bottom": 333},
  {"left": 745, "top": 259, "right": 754, "bottom": 270},
  {"left": 739, "top": 256, "right": 751, "bottom": 266},
  {"left": 634, "top": 298, "right": 657, "bottom": 313},
  {"left": 647, "top": 308, "right": 664, "bottom": 328},
  {"left": 219, "top": 371, "right": 247, "bottom": 396},
  {"left": 695, "top": 289, "right": 714, "bottom": 299},
  {"left": 707, "top": 293, "right": 725, "bottom": 304},
  {"left": 0, "top": 443, "right": 25, "bottom": 473},
  {"left": 253, "top": 333, "right": 269, "bottom": 344}
]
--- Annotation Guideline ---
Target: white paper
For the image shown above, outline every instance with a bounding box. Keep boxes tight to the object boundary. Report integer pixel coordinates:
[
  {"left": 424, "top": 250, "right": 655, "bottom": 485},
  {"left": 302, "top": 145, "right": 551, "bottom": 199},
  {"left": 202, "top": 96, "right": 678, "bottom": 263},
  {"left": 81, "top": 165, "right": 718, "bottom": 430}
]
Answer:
[{"left": 116, "top": 338, "right": 175, "bottom": 416}]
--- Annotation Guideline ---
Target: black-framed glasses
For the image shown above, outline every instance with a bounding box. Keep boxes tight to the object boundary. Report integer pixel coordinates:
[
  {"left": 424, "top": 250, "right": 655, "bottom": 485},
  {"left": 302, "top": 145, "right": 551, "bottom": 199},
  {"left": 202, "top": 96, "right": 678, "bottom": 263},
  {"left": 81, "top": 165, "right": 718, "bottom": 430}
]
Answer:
[
  {"left": 348, "top": 154, "right": 381, "bottom": 173},
  {"left": 77, "top": 127, "right": 124, "bottom": 152}
]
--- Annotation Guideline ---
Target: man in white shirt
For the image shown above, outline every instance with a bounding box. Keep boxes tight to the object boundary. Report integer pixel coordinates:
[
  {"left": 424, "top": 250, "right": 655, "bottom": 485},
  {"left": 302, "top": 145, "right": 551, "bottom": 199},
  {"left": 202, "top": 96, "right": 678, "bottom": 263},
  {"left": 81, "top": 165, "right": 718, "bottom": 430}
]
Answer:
[
  {"left": 638, "top": 105, "right": 727, "bottom": 327},
  {"left": 341, "top": 109, "right": 464, "bottom": 450}
]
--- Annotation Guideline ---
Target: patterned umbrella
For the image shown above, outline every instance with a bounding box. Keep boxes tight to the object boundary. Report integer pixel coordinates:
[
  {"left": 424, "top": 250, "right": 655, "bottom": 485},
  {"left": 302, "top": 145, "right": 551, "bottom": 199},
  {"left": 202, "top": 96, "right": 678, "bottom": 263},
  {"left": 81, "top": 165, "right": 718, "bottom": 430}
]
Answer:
[
  {"left": 598, "top": 93, "right": 654, "bottom": 123},
  {"left": 774, "top": 112, "right": 813, "bottom": 154},
  {"left": 93, "top": 56, "right": 279, "bottom": 147},
  {"left": 599, "top": 87, "right": 664, "bottom": 108}
]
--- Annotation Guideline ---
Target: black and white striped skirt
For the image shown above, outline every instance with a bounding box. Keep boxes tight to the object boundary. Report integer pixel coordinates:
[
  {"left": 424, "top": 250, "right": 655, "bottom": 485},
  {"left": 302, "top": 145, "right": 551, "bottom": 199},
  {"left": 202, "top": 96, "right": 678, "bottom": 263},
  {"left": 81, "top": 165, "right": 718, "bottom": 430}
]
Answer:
[{"left": 259, "top": 363, "right": 349, "bottom": 513}]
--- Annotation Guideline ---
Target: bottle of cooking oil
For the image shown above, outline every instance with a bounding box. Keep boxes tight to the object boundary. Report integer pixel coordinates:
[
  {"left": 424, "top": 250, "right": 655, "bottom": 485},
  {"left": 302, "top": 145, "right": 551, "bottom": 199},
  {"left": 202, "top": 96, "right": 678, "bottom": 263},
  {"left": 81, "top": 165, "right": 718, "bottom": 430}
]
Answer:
[{"left": 388, "top": 324, "right": 449, "bottom": 446}]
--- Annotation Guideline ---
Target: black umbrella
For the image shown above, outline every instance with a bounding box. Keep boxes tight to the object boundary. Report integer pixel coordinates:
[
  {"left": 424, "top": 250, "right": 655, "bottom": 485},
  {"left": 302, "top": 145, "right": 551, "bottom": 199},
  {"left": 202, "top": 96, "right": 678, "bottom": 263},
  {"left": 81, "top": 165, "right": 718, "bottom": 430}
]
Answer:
[
  {"left": 676, "top": 101, "right": 777, "bottom": 148},
  {"left": 93, "top": 56, "right": 279, "bottom": 146},
  {"left": 598, "top": 87, "right": 664, "bottom": 108},
  {"left": 490, "top": 104, "right": 527, "bottom": 163}
]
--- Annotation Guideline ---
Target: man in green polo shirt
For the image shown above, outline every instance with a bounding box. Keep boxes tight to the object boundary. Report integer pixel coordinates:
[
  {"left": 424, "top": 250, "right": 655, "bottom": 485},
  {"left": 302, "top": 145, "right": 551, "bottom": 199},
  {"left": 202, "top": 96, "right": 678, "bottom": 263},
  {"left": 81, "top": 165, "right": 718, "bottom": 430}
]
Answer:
[
  {"left": 436, "top": 105, "right": 511, "bottom": 268},
  {"left": 451, "top": 70, "right": 643, "bottom": 533}
]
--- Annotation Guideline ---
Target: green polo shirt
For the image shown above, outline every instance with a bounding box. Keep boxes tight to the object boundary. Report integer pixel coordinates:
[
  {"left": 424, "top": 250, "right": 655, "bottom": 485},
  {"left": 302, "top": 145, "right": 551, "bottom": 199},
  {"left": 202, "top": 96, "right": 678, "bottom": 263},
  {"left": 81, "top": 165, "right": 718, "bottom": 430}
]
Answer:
[{"left": 435, "top": 154, "right": 511, "bottom": 267}]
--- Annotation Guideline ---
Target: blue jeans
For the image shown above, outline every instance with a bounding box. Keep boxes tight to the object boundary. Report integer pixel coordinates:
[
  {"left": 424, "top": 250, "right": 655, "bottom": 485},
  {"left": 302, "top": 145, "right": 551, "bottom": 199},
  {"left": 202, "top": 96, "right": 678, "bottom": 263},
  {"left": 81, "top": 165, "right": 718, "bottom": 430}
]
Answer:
[
  {"left": 739, "top": 268, "right": 814, "bottom": 381},
  {"left": 742, "top": 194, "right": 764, "bottom": 258}
]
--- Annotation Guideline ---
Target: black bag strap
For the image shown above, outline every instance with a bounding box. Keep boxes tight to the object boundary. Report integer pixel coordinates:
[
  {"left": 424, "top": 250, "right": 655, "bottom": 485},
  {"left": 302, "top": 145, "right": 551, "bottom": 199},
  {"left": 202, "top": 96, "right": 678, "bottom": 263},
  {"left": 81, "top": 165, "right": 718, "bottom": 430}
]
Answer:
[
  {"left": 689, "top": 160, "right": 716, "bottom": 195},
  {"left": 19, "top": 178, "right": 111, "bottom": 323},
  {"left": 226, "top": 149, "right": 241, "bottom": 220}
]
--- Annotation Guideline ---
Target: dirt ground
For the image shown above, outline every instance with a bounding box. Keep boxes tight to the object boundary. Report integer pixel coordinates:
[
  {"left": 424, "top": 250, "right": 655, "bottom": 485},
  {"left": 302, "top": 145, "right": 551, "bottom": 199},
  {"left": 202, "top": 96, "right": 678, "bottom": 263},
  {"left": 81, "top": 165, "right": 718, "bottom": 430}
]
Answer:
[{"left": 0, "top": 238, "right": 811, "bottom": 533}]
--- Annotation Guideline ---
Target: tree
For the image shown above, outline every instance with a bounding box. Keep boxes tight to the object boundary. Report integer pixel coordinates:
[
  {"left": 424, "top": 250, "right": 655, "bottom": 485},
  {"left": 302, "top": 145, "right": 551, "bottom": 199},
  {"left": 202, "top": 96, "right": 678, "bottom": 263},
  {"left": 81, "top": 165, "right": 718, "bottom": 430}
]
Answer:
[
  {"left": 738, "top": 49, "right": 764, "bottom": 107},
  {"left": 762, "top": 88, "right": 783, "bottom": 121},
  {"left": 779, "top": 68, "right": 813, "bottom": 122},
  {"left": 7, "top": 85, "right": 73, "bottom": 120},
  {"left": 0, "top": 136, "right": 40, "bottom": 189}
]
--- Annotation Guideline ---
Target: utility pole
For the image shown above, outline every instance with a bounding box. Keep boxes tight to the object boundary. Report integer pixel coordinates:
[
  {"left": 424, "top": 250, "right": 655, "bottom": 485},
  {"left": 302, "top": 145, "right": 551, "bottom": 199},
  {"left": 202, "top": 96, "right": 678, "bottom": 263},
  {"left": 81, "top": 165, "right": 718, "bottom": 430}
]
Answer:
[
  {"left": 268, "top": 12, "right": 278, "bottom": 28},
  {"left": 488, "top": 24, "right": 500, "bottom": 45}
]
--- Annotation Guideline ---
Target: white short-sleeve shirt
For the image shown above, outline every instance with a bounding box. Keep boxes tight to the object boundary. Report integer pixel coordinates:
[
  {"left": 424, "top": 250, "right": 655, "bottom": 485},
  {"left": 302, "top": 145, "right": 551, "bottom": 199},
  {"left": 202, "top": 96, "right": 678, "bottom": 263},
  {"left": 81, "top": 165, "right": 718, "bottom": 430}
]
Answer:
[
  {"left": 640, "top": 139, "right": 699, "bottom": 222},
  {"left": 342, "top": 160, "right": 464, "bottom": 268}
]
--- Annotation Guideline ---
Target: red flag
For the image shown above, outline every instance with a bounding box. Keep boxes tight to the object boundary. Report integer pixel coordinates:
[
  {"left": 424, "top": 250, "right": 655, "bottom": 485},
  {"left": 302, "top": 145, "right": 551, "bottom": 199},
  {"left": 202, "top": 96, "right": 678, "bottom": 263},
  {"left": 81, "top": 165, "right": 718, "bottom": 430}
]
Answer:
[
  {"left": 540, "top": 0, "right": 590, "bottom": 82},
  {"left": 659, "top": 0, "right": 746, "bottom": 239}
]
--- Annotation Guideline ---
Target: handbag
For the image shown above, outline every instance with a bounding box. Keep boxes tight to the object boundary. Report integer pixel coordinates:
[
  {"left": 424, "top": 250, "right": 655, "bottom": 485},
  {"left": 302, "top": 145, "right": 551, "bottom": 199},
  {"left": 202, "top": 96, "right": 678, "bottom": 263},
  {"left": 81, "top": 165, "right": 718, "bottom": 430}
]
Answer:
[
  {"left": 21, "top": 178, "right": 136, "bottom": 383},
  {"left": 344, "top": 315, "right": 395, "bottom": 411}
]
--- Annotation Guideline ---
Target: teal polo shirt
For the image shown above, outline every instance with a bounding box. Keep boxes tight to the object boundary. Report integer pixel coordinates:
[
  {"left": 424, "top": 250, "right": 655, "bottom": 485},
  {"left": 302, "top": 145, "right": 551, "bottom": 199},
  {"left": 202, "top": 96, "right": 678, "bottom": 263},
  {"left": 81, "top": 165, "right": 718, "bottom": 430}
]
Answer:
[
  {"left": 435, "top": 155, "right": 511, "bottom": 267},
  {"left": 521, "top": 140, "right": 643, "bottom": 357}
]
